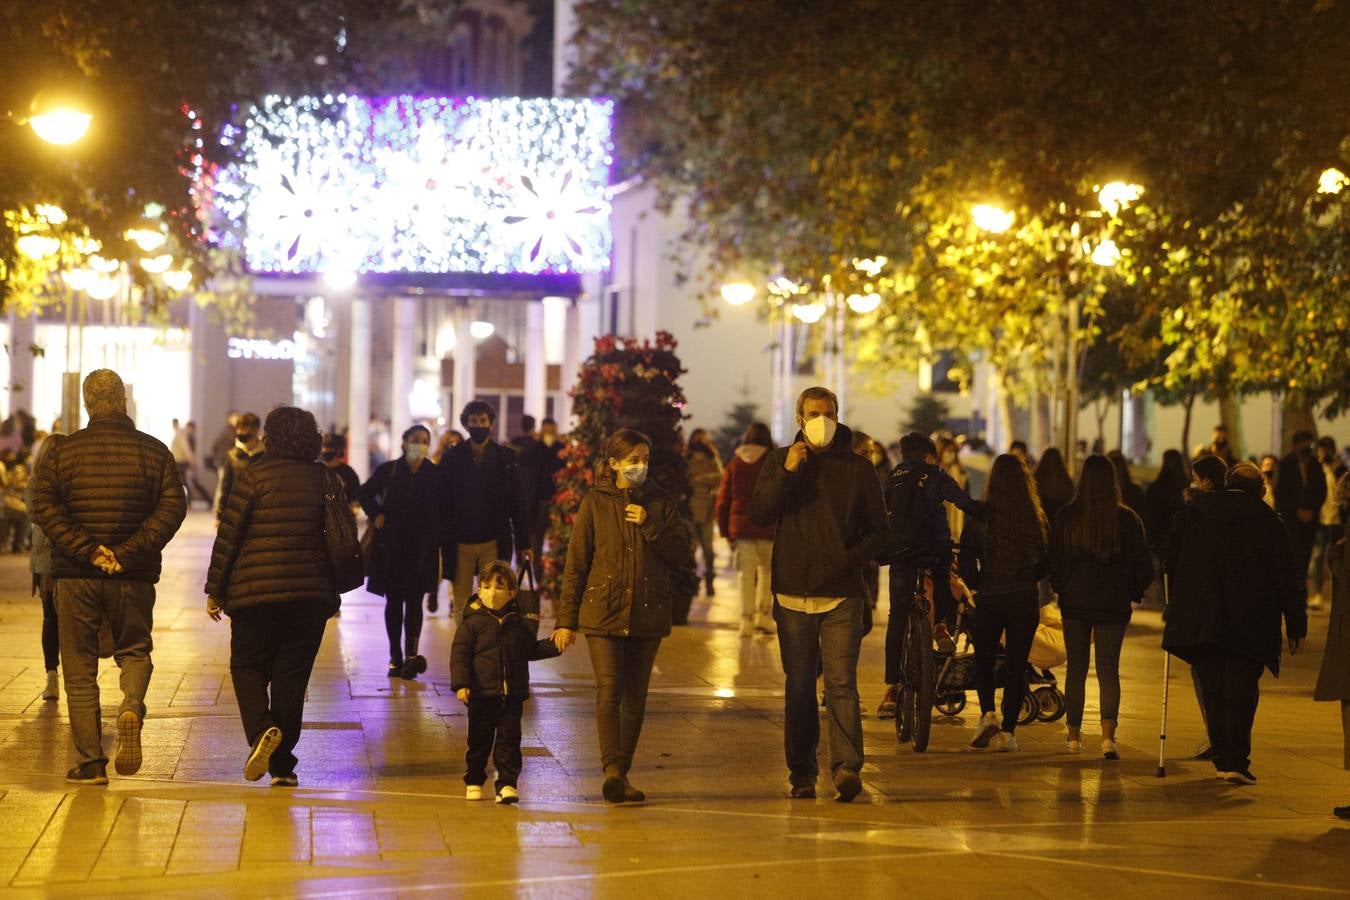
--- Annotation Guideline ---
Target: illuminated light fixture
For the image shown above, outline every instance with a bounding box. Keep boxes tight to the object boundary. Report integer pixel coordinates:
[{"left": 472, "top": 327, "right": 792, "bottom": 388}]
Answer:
[
  {"left": 1097, "top": 181, "right": 1145, "bottom": 216},
  {"left": 16, "top": 234, "right": 60, "bottom": 259},
  {"left": 1318, "top": 167, "right": 1348, "bottom": 195},
  {"left": 210, "top": 95, "right": 614, "bottom": 276},
  {"left": 85, "top": 275, "right": 121, "bottom": 300},
  {"left": 33, "top": 204, "right": 67, "bottom": 224},
  {"left": 791, "top": 301, "right": 827, "bottom": 324},
  {"left": 161, "top": 269, "right": 193, "bottom": 291},
  {"left": 126, "top": 228, "right": 168, "bottom": 252},
  {"left": 713, "top": 688, "right": 736, "bottom": 699},
  {"left": 323, "top": 269, "right": 357, "bottom": 290},
  {"left": 62, "top": 268, "right": 95, "bottom": 291},
  {"left": 1091, "top": 239, "right": 1122, "bottom": 267},
  {"left": 768, "top": 276, "right": 807, "bottom": 298},
  {"left": 469, "top": 320, "right": 495, "bottom": 340},
  {"left": 971, "top": 204, "right": 1015, "bottom": 233},
  {"left": 719, "top": 281, "right": 756, "bottom": 306},
  {"left": 88, "top": 254, "right": 121, "bottom": 273},
  {"left": 851, "top": 256, "right": 888, "bottom": 277},
  {"left": 139, "top": 254, "right": 174, "bottom": 273},
  {"left": 73, "top": 236, "right": 101, "bottom": 254},
  {"left": 26, "top": 92, "right": 92, "bottom": 145},
  {"left": 846, "top": 293, "right": 882, "bottom": 314}
]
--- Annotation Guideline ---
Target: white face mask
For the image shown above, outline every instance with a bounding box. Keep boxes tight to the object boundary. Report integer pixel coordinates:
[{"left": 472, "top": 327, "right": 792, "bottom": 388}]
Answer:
[
  {"left": 802, "top": 416, "right": 837, "bottom": 448},
  {"left": 404, "top": 443, "right": 428, "bottom": 462}
]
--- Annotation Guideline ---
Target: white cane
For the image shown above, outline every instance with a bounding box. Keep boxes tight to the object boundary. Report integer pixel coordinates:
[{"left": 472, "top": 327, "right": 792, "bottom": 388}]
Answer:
[{"left": 1157, "top": 573, "right": 1171, "bottom": 778}]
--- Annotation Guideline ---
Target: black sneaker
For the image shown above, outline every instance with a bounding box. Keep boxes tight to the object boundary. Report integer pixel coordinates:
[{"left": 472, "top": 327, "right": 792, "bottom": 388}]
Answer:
[
  {"left": 271, "top": 774, "right": 299, "bottom": 788},
  {"left": 789, "top": 783, "right": 817, "bottom": 800},
  {"left": 1224, "top": 769, "right": 1257, "bottom": 786},
  {"left": 388, "top": 661, "right": 404, "bottom": 677},
  {"left": 66, "top": 762, "right": 108, "bottom": 785},
  {"left": 401, "top": 655, "right": 427, "bottom": 680},
  {"left": 833, "top": 770, "right": 862, "bottom": 803},
  {"left": 1334, "top": 805, "right": 1350, "bottom": 820}
]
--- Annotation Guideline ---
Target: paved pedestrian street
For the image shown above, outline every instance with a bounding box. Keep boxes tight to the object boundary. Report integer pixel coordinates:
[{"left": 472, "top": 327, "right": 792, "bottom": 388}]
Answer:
[{"left": 0, "top": 512, "right": 1345, "bottom": 897}]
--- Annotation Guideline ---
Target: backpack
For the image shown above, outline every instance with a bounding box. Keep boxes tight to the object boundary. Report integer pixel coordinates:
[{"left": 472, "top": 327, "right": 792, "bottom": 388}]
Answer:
[{"left": 884, "top": 465, "right": 930, "bottom": 563}]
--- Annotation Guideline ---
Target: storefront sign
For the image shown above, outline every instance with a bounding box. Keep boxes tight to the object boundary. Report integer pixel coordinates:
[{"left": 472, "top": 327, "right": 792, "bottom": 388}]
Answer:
[{"left": 228, "top": 337, "right": 298, "bottom": 361}]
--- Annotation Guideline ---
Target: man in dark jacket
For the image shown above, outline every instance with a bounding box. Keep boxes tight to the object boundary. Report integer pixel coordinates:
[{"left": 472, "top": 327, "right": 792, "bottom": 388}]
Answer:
[
  {"left": 216, "top": 412, "right": 264, "bottom": 519},
  {"left": 1161, "top": 462, "right": 1306, "bottom": 784},
  {"left": 750, "top": 386, "right": 890, "bottom": 802},
  {"left": 1275, "top": 429, "right": 1327, "bottom": 603},
  {"left": 441, "top": 401, "right": 532, "bottom": 617},
  {"left": 31, "top": 369, "right": 187, "bottom": 785}
]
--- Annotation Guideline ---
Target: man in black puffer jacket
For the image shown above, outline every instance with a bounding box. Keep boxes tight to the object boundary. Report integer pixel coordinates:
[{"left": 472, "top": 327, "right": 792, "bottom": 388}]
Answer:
[
  {"left": 750, "top": 386, "right": 889, "bottom": 803},
  {"left": 31, "top": 369, "right": 187, "bottom": 785}
]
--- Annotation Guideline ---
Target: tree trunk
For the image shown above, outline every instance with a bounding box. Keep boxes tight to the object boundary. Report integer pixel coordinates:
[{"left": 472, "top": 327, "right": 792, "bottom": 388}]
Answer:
[
  {"left": 1218, "top": 390, "right": 1245, "bottom": 460},
  {"left": 1180, "top": 388, "right": 1196, "bottom": 455},
  {"left": 1032, "top": 391, "right": 1053, "bottom": 454},
  {"left": 1281, "top": 391, "right": 1317, "bottom": 455}
]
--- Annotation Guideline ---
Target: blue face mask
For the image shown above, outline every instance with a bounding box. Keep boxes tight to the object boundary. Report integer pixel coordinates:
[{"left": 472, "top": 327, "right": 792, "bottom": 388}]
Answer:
[{"left": 619, "top": 463, "right": 648, "bottom": 486}]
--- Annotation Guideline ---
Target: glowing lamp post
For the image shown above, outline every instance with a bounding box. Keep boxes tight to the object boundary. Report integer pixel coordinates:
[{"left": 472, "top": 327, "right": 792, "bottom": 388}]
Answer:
[{"left": 24, "top": 92, "right": 93, "bottom": 145}]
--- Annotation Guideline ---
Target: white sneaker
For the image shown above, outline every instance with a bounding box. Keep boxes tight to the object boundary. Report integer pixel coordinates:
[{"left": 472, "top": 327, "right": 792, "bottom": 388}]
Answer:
[
  {"left": 1065, "top": 737, "right": 1082, "bottom": 754},
  {"left": 970, "top": 712, "right": 1000, "bottom": 748},
  {"left": 754, "top": 614, "right": 776, "bottom": 635},
  {"left": 1101, "top": 739, "right": 1120, "bottom": 760},
  {"left": 995, "top": 731, "right": 1019, "bottom": 752},
  {"left": 465, "top": 785, "right": 484, "bottom": 801},
  {"left": 42, "top": 670, "right": 59, "bottom": 701},
  {"left": 739, "top": 618, "right": 754, "bottom": 637},
  {"left": 496, "top": 785, "right": 519, "bottom": 805}
]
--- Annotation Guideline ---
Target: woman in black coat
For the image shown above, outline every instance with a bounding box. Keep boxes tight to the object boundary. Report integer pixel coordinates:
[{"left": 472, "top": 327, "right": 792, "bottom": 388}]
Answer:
[
  {"left": 1316, "top": 472, "right": 1350, "bottom": 819},
  {"left": 1049, "top": 455, "right": 1154, "bottom": 759},
  {"left": 360, "top": 425, "right": 441, "bottom": 680},
  {"left": 553, "top": 428, "right": 694, "bottom": 804},
  {"left": 205, "top": 406, "right": 333, "bottom": 786}
]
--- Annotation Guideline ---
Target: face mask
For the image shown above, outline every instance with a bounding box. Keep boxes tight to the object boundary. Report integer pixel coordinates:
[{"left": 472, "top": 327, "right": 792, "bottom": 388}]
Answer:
[
  {"left": 235, "top": 433, "right": 255, "bottom": 448},
  {"left": 869, "top": 452, "right": 884, "bottom": 466},
  {"left": 802, "top": 417, "right": 837, "bottom": 448},
  {"left": 321, "top": 451, "right": 339, "bottom": 462},
  {"left": 619, "top": 463, "right": 648, "bottom": 486},
  {"left": 404, "top": 444, "right": 427, "bottom": 462},
  {"left": 479, "top": 587, "right": 505, "bottom": 609},
  {"left": 542, "top": 433, "right": 557, "bottom": 447},
  {"left": 468, "top": 426, "right": 491, "bottom": 444}
]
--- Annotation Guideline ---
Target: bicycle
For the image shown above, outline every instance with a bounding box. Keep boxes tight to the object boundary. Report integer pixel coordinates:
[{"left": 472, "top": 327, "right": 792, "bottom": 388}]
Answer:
[{"left": 895, "top": 565, "right": 937, "bottom": 752}]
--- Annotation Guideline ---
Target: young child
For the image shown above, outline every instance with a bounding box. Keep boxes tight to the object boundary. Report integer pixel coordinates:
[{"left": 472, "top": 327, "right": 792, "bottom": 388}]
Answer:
[{"left": 451, "top": 561, "right": 561, "bottom": 804}]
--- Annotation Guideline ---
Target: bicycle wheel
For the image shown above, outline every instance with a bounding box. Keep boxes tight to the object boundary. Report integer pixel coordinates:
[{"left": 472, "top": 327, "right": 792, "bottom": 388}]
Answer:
[
  {"left": 897, "top": 683, "right": 915, "bottom": 743},
  {"left": 909, "top": 608, "right": 936, "bottom": 752}
]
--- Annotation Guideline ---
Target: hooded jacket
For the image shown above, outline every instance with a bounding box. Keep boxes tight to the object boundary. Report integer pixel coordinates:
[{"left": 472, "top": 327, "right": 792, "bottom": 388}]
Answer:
[
  {"left": 451, "top": 597, "right": 560, "bottom": 700},
  {"left": 557, "top": 473, "right": 694, "bottom": 637},
  {"left": 716, "top": 444, "right": 775, "bottom": 541},
  {"left": 1160, "top": 489, "right": 1306, "bottom": 675},
  {"left": 1049, "top": 506, "right": 1154, "bottom": 625},
  {"left": 749, "top": 424, "right": 890, "bottom": 598}
]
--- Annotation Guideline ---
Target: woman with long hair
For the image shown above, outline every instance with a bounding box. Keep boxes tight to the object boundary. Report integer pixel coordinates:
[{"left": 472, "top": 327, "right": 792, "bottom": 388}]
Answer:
[
  {"left": 960, "top": 453, "right": 1048, "bottom": 751},
  {"left": 359, "top": 425, "right": 442, "bottom": 679},
  {"left": 205, "top": 407, "right": 335, "bottom": 786},
  {"left": 1033, "top": 447, "right": 1075, "bottom": 523},
  {"left": 717, "top": 422, "right": 777, "bottom": 635},
  {"left": 554, "top": 429, "right": 694, "bottom": 802},
  {"left": 1049, "top": 455, "right": 1154, "bottom": 758}
]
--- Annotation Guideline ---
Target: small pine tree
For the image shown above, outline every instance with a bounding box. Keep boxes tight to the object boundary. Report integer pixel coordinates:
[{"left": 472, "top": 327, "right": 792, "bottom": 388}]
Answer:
[
  {"left": 713, "top": 383, "right": 760, "bottom": 458},
  {"left": 903, "top": 392, "right": 951, "bottom": 436}
]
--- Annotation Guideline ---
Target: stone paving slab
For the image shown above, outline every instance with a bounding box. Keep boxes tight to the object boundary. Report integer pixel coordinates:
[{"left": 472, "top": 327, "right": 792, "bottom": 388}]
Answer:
[{"left": 0, "top": 511, "right": 1345, "bottom": 896}]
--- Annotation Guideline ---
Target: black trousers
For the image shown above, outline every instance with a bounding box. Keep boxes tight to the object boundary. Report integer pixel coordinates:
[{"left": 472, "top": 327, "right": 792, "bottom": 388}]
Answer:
[
  {"left": 586, "top": 635, "right": 662, "bottom": 774},
  {"left": 886, "top": 563, "right": 954, "bottom": 685},
  {"left": 40, "top": 582, "right": 59, "bottom": 671},
  {"left": 229, "top": 601, "right": 328, "bottom": 778},
  {"left": 384, "top": 591, "right": 424, "bottom": 663},
  {"left": 970, "top": 590, "right": 1039, "bottom": 732},
  {"left": 1193, "top": 648, "right": 1264, "bottom": 773},
  {"left": 465, "top": 695, "right": 525, "bottom": 789}
]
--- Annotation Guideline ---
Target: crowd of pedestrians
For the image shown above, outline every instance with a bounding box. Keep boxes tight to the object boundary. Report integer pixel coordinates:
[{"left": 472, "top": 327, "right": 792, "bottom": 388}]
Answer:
[{"left": 22, "top": 370, "right": 1350, "bottom": 817}]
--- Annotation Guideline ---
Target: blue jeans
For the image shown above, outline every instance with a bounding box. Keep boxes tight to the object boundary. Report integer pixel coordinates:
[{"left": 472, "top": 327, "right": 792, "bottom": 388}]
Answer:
[{"left": 774, "top": 596, "right": 865, "bottom": 785}]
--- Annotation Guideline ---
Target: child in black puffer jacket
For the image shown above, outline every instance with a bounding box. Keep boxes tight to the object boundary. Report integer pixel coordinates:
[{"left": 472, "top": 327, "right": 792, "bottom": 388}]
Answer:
[{"left": 450, "top": 561, "right": 561, "bottom": 804}]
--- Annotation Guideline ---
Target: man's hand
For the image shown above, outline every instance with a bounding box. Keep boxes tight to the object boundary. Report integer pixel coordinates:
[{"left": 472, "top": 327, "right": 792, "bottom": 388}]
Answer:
[
  {"left": 91, "top": 545, "right": 122, "bottom": 574},
  {"left": 520, "top": 548, "right": 535, "bottom": 563},
  {"left": 206, "top": 596, "right": 223, "bottom": 622},
  {"left": 456, "top": 687, "right": 470, "bottom": 705},
  {"left": 1297, "top": 509, "right": 1315, "bottom": 524},
  {"left": 624, "top": 504, "right": 647, "bottom": 525},
  {"left": 552, "top": 628, "right": 575, "bottom": 652},
  {"left": 374, "top": 514, "right": 386, "bottom": 530},
  {"left": 785, "top": 441, "right": 809, "bottom": 472},
  {"left": 1289, "top": 636, "right": 1306, "bottom": 655}
]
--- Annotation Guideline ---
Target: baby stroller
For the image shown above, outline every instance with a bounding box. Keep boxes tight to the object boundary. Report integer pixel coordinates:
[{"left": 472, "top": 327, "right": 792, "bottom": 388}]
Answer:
[{"left": 934, "top": 586, "right": 1067, "bottom": 725}]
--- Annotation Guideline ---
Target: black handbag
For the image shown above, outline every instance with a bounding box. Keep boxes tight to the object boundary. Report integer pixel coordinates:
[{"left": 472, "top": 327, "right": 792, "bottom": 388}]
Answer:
[
  {"left": 322, "top": 467, "right": 366, "bottom": 594},
  {"left": 516, "top": 563, "right": 542, "bottom": 636}
]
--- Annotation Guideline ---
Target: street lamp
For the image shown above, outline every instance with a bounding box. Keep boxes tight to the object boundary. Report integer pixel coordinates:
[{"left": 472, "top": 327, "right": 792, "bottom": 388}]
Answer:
[
  {"left": 1090, "top": 239, "right": 1122, "bottom": 267},
  {"left": 1097, "top": 181, "right": 1145, "bottom": 216},
  {"left": 126, "top": 228, "right": 168, "bottom": 253},
  {"left": 1319, "top": 167, "right": 1348, "bottom": 195},
  {"left": 25, "top": 92, "right": 93, "bottom": 146},
  {"left": 719, "top": 281, "right": 756, "bottom": 306},
  {"left": 469, "top": 320, "right": 495, "bottom": 340},
  {"left": 139, "top": 254, "right": 173, "bottom": 274},
  {"left": 790, "top": 301, "right": 826, "bottom": 324},
  {"left": 161, "top": 269, "right": 193, "bottom": 292},
  {"left": 16, "top": 234, "right": 60, "bottom": 259},
  {"left": 845, "top": 292, "right": 881, "bottom": 314},
  {"left": 971, "top": 203, "right": 1015, "bottom": 233}
]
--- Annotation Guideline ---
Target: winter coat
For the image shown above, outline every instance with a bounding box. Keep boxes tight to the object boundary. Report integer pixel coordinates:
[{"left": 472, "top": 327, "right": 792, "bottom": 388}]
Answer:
[
  {"left": 686, "top": 449, "right": 722, "bottom": 524},
  {"left": 1048, "top": 506, "right": 1154, "bottom": 625},
  {"left": 1275, "top": 448, "right": 1328, "bottom": 525},
  {"left": 1120, "top": 481, "right": 1149, "bottom": 536},
  {"left": 716, "top": 444, "right": 775, "bottom": 541},
  {"left": 24, "top": 437, "right": 57, "bottom": 577},
  {"left": 1160, "top": 489, "right": 1306, "bottom": 676},
  {"left": 958, "top": 504, "right": 1047, "bottom": 599},
  {"left": 1145, "top": 476, "right": 1187, "bottom": 548},
  {"left": 358, "top": 457, "right": 441, "bottom": 597},
  {"left": 217, "top": 443, "right": 264, "bottom": 516},
  {"left": 888, "top": 460, "right": 979, "bottom": 563},
  {"left": 205, "top": 456, "right": 335, "bottom": 614},
  {"left": 557, "top": 473, "right": 694, "bottom": 638},
  {"left": 749, "top": 424, "right": 890, "bottom": 598},
  {"left": 1314, "top": 474, "right": 1350, "bottom": 701},
  {"left": 439, "top": 440, "right": 531, "bottom": 579},
  {"left": 31, "top": 413, "right": 186, "bottom": 583},
  {"left": 451, "top": 597, "right": 560, "bottom": 700}
]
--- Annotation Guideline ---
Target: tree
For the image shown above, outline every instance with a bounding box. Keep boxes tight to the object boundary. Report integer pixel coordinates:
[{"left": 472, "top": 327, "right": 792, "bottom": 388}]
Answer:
[
  {"left": 712, "top": 382, "right": 759, "bottom": 458},
  {"left": 541, "top": 331, "right": 700, "bottom": 621},
  {"left": 903, "top": 393, "right": 951, "bottom": 438}
]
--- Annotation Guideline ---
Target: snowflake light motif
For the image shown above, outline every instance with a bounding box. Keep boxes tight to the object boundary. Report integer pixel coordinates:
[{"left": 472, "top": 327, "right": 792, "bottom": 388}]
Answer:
[{"left": 502, "top": 166, "right": 612, "bottom": 273}]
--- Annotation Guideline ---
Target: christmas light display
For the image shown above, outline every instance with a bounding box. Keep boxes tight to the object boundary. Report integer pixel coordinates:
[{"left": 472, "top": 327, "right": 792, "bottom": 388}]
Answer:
[{"left": 212, "top": 95, "right": 614, "bottom": 276}]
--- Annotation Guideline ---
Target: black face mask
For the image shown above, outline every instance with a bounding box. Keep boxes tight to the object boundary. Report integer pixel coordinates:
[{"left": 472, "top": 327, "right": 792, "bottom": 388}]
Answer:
[
  {"left": 321, "top": 450, "right": 339, "bottom": 462},
  {"left": 468, "top": 426, "right": 491, "bottom": 444},
  {"left": 236, "top": 432, "right": 256, "bottom": 444}
]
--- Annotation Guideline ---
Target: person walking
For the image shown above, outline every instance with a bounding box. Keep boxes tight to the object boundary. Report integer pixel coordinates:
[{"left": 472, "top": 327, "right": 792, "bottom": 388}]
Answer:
[
  {"left": 532, "top": 417, "right": 566, "bottom": 558},
  {"left": 960, "top": 453, "right": 1048, "bottom": 752},
  {"left": 686, "top": 428, "right": 723, "bottom": 597},
  {"left": 937, "top": 436, "right": 969, "bottom": 542},
  {"left": 716, "top": 422, "right": 777, "bottom": 636},
  {"left": 1, "top": 453, "right": 32, "bottom": 552},
  {"left": 1276, "top": 430, "right": 1327, "bottom": 605},
  {"left": 1145, "top": 450, "right": 1190, "bottom": 542},
  {"left": 209, "top": 410, "right": 240, "bottom": 511},
  {"left": 750, "top": 387, "right": 889, "bottom": 801},
  {"left": 1162, "top": 462, "right": 1306, "bottom": 784},
  {"left": 1033, "top": 447, "right": 1074, "bottom": 524},
  {"left": 31, "top": 369, "right": 187, "bottom": 785},
  {"left": 452, "top": 561, "right": 562, "bottom": 804},
  {"left": 440, "top": 402, "right": 532, "bottom": 617},
  {"left": 1311, "top": 437, "right": 1347, "bottom": 609},
  {"left": 26, "top": 434, "right": 62, "bottom": 702},
  {"left": 1317, "top": 471, "right": 1350, "bottom": 819},
  {"left": 217, "top": 412, "right": 264, "bottom": 519},
  {"left": 360, "top": 425, "right": 442, "bottom": 679},
  {"left": 1049, "top": 454, "right": 1154, "bottom": 759},
  {"left": 205, "top": 406, "right": 337, "bottom": 786},
  {"left": 1108, "top": 451, "right": 1149, "bottom": 532},
  {"left": 553, "top": 429, "right": 694, "bottom": 803}
]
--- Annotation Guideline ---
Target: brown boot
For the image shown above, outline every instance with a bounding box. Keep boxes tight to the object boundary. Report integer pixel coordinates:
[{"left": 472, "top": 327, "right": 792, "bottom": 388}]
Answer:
[
  {"left": 621, "top": 773, "right": 646, "bottom": 803},
  {"left": 602, "top": 765, "right": 625, "bottom": 803}
]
